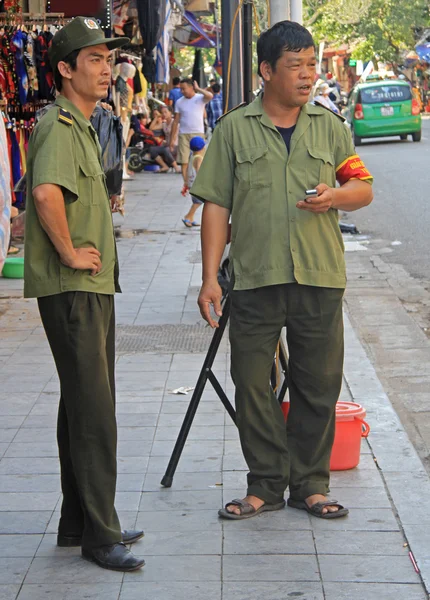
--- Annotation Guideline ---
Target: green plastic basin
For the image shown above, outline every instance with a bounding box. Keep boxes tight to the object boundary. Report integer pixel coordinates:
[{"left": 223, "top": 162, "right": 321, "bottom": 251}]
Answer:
[{"left": 2, "top": 256, "right": 24, "bottom": 278}]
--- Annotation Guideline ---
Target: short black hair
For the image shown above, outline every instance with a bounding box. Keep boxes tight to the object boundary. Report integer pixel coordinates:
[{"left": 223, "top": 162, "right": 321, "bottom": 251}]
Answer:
[
  {"left": 257, "top": 20, "right": 315, "bottom": 77},
  {"left": 180, "top": 77, "right": 194, "bottom": 87},
  {"left": 137, "top": 113, "right": 147, "bottom": 120},
  {"left": 211, "top": 83, "right": 221, "bottom": 94},
  {"left": 54, "top": 48, "right": 81, "bottom": 92},
  {"left": 172, "top": 76, "right": 180, "bottom": 85}
]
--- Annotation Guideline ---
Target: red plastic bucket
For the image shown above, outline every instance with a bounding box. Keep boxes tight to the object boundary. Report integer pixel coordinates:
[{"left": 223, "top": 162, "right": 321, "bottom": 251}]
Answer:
[{"left": 281, "top": 400, "right": 370, "bottom": 471}]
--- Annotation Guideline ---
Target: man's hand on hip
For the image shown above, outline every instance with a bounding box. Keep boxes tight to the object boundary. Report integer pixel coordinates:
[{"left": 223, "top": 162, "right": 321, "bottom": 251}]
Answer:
[
  {"left": 296, "top": 183, "right": 336, "bottom": 214},
  {"left": 61, "top": 248, "right": 102, "bottom": 276},
  {"left": 198, "top": 280, "right": 223, "bottom": 328}
]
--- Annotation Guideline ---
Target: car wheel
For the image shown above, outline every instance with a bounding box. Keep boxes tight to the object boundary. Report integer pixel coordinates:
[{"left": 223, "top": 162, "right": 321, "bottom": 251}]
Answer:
[
  {"left": 412, "top": 131, "right": 422, "bottom": 142},
  {"left": 128, "top": 153, "right": 145, "bottom": 172},
  {"left": 400, "top": 134, "right": 407, "bottom": 140},
  {"left": 352, "top": 127, "right": 362, "bottom": 146}
]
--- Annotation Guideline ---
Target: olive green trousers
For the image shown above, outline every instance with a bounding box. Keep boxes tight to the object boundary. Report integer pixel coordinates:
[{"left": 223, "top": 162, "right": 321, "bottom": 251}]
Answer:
[
  {"left": 229, "top": 283, "right": 344, "bottom": 505},
  {"left": 38, "top": 292, "right": 121, "bottom": 549}
]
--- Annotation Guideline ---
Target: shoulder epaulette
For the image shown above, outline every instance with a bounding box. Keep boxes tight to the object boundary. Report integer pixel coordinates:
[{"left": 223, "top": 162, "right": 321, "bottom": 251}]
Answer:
[
  {"left": 58, "top": 108, "right": 73, "bottom": 126},
  {"left": 313, "top": 100, "right": 346, "bottom": 122},
  {"left": 217, "top": 102, "right": 247, "bottom": 122}
]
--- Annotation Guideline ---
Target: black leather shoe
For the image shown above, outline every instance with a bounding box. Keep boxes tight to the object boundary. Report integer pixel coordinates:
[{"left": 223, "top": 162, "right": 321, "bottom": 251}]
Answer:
[
  {"left": 82, "top": 542, "right": 145, "bottom": 572},
  {"left": 57, "top": 529, "right": 144, "bottom": 547}
]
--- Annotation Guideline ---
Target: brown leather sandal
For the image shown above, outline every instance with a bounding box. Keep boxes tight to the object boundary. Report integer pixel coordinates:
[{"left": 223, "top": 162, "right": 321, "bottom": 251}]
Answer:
[
  {"left": 218, "top": 498, "right": 286, "bottom": 520},
  {"left": 287, "top": 497, "right": 349, "bottom": 519}
]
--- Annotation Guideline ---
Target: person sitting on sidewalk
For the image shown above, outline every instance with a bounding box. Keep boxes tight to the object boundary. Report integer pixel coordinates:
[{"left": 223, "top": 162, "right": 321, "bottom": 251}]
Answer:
[
  {"left": 192, "top": 20, "right": 373, "bottom": 522},
  {"left": 182, "top": 136, "right": 206, "bottom": 227},
  {"left": 135, "top": 113, "right": 180, "bottom": 173},
  {"left": 23, "top": 17, "right": 145, "bottom": 571},
  {"left": 169, "top": 78, "right": 212, "bottom": 185}
]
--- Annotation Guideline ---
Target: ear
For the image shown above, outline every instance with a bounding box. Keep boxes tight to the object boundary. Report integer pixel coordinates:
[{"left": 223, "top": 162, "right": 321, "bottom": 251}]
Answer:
[
  {"left": 57, "top": 61, "right": 73, "bottom": 81},
  {"left": 260, "top": 60, "right": 272, "bottom": 82}
]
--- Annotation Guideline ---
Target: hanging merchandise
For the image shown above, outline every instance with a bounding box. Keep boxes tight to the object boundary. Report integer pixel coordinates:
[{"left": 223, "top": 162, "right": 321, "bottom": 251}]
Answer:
[
  {"left": 155, "top": 0, "right": 172, "bottom": 84},
  {"left": 0, "top": 104, "right": 11, "bottom": 272},
  {"left": 136, "top": 0, "right": 166, "bottom": 83}
]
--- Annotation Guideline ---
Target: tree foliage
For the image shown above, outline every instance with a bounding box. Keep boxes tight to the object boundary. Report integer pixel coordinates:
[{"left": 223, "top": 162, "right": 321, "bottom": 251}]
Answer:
[{"left": 304, "top": 0, "right": 429, "bottom": 64}]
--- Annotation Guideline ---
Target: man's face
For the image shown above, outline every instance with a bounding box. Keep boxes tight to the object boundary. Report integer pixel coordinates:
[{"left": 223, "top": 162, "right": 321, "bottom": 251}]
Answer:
[
  {"left": 60, "top": 44, "right": 112, "bottom": 102},
  {"left": 261, "top": 47, "right": 317, "bottom": 107},
  {"left": 180, "top": 82, "right": 195, "bottom": 99}
]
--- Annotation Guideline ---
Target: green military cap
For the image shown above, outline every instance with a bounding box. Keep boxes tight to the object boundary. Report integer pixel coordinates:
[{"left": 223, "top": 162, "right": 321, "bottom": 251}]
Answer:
[{"left": 48, "top": 16, "right": 129, "bottom": 72}]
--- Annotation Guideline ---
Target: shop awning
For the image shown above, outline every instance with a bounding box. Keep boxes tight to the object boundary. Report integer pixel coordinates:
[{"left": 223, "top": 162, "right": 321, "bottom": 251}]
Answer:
[{"left": 181, "top": 11, "right": 216, "bottom": 47}]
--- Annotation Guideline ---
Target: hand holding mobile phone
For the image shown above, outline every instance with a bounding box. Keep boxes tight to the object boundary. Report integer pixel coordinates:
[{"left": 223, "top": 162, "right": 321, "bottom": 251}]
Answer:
[{"left": 305, "top": 189, "right": 318, "bottom": 203}]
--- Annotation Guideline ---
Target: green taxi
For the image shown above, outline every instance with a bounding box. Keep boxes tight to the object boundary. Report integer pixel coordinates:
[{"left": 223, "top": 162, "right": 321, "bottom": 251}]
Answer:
[{"left": 343, "top": 79, "right": 421, "bottom": 145}]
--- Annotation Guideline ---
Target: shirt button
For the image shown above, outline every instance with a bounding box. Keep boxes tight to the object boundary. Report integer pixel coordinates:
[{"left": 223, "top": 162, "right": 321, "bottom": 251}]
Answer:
[
  {"left": 290, "top": 217, "right": 296, "bottom": 222},
  {"left": 291, "top": 248, "right": 296, "bottom": 252}
]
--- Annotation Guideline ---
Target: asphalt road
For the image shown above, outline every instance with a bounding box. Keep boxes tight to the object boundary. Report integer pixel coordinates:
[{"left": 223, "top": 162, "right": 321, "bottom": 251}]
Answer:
[{"left": 344, "top": 117, "right": 430, "bottom": 284}]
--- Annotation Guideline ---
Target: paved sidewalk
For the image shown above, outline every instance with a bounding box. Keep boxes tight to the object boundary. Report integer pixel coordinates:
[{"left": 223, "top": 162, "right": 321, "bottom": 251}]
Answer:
[{"left": 0, "top": 173, "right": 429, "bottom": 600}]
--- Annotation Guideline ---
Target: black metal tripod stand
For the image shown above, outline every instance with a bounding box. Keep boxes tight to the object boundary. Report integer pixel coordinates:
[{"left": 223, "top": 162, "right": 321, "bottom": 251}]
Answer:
[{"left": 160, "top": 285, "right": 289, "bottom": 488}]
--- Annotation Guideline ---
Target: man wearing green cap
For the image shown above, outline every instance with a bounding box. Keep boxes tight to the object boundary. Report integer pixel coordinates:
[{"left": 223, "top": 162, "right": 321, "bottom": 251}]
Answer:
[{"left": 24, "top": 17, "right": 145, "bottom": 571}]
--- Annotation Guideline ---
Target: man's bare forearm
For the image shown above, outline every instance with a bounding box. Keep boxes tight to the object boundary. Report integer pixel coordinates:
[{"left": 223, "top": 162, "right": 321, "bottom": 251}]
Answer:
[
  {"left": 33, "top": 183, "right": 76, "bottom": 264},
  {"left": 332, "top": 180, "right": 373, "bottom": 212},
  {"left": 201, "top": 202, "right": 230, "bottom": 282}
]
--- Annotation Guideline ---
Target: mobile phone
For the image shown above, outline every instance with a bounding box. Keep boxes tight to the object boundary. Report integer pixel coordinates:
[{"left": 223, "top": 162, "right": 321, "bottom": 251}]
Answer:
[{"left": 305, "top": 189, "right": 318, "bottom": 202}]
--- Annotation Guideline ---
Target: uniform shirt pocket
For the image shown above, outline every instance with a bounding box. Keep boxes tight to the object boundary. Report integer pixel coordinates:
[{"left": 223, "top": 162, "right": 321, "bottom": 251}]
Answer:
[
  {"left": 235, "top": 146, "right": 272, "bottom": 188},
  {"left": 78, "top": 160, "right": 105, "bottom": 206},
  {"left": 306, "top": 148, "right": 336, "bottom": 188}
]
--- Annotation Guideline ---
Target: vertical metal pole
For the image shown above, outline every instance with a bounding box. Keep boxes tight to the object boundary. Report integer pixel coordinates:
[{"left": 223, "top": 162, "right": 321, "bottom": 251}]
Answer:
[
  {"left": 269, "top": 0, "right": 289, "bottom": 24},
  {"left": 242, "top": 1, "right": 253, "bottom": 104},
  {"left": 290, "top": 0, "right": 303, "bottom": 24},
  {"left": 221, "top": 0, "right": 243, "bottom": 110}
]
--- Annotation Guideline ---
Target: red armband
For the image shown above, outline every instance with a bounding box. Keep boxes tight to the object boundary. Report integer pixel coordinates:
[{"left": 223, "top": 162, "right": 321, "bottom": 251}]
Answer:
[{"left": 336, "top": 154, "right": 373, "bottom": 186}]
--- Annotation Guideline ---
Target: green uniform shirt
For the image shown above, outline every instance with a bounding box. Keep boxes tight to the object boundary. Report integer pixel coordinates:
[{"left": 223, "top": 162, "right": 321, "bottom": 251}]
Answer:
[
  {"left": 191, "top": 95, "right": 373, "bottom": 291},
  {"left": 24, "top": 96, "right": 120, "bottom": 298}
]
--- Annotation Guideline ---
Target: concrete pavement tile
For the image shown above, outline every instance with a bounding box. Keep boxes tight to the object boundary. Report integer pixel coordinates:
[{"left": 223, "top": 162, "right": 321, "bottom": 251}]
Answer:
[
  {"left": 0, "top": 557, "right": 32, "bottom": 584},
  {"left": 21, "top": 414, "right": 57, "bottom": 428},
  {"left": 0, "top": 444, "right": 7, "bottom": 459},
  {"left": 150, "top": 440, "right": 223, "bottom": 457},
  {"left": 115, "top": 402, "right": 161, "bottom": 415},
  {"left": 374, "top": 449, "right": 426, "bottom": 473},
  {"left": 34, "top": 535, "right": 81, "bottom": 557},
  {"left": 24, "top": 556, "right": 123, "bottom": 584},
  {"left": 117, "top": 427, "right": 155, "bottom": 442},
  {"left": 135, "top": 509, "right": 221, "bottom": 531},
  {"left": 116, "top": 474, "right": 145, "bottom": 492},
  {"left": 123, "top": 555, "right": 221, "bottom": 582},
  {"left": 0, "top": 511, "right": 52, "bottom": 534},
  {"left": 12, "top": 428, "right": 56, "bottom": 443},
  {"left": 0, "top": 585, "right": 20, "bottom": 600},
  {"left": 225, "top": 426, "right": 240, "bottom": 441},
  {"left": 119, "top": 582, "right": 221, "bottom": 600},
  {"left": 0, "top": 429, "right": 17, "bottom": 444},
  {"left": 222, "top": 582, "right": 324, "bottom": 600},
  {"left": 160, "top": 401, "right": 225, "bottom": 415},
  {"left": 0, "top": 458, "right": 60, "bottom": 475},
  {"left": 5, "top": 442, "right": 58, "bottom": 458},
  {"left": 382, "top": 471, "right": 430, "bottom": 525},
  {"left": 403, "top": 524, "right": 430, "bottom": 559},
  {"left": 16, "top": 583, "right": 122, "bottom": 600},
  {"left": 324, "top": 582, "right": 427, "bottom": 600},
  {"left": 223, "top": 530, "right": 314, "bottom": 555},
  {"left": 114, "top": 492, "right": 141, "bottom": 512},
  {"left": 0, "top": 417, "right": 25, "bottom": 429},
  {"left": 319, "top": 555, "right": 421, "bottom": 583},
  {"left": 117, "top": 440, "right": 152, "bottom": 457},
  {"left": 314, "top": 530, "right": 407, "bottom": 555},
  {"left": 117, "top": 456, "right": 149, "bottom": 474},
  {"left": 328, "top": 468, "right": 384, "bottom": 488},
  {"left": 116, "top": 393, "right": 164, "bottom": 403},
  {"left": 154, "top": 426, "right": 225, "bottom": 441},
  {"left": 0, "top": 534, "right": 42, "bottom": 557},
  {"left": 156, "top": 413, "right": 225, "bottom": 427},
  {"left": 148, "top": 455, "right": 222, "bottom": 473},
  {"left": 222, "top": 472, "right": 250, "bottom": 490},
  {"left": 222, "top": 554, "right": 319, "bottom": 582},
  {"left": 116, "top": 414, "right": 158, "bottom": 427},
  {"left": 139, "top": 489, "right": 222, "bottom": 512},
  {"left": 0, "top": 475, "right": 60, "bottom": 493},
  {"left": 143, "top": 471, "right": 223, "bottom": 491},
  {"left": 139, "top": 530, "right": 222, "bottom": 555},
  {"left": 0, "top": 397, "right": 38, "bottom": 416},
  {"left": 328, "top": 486, "right": 392, "bottom": 508},
  {"left": 310, "top": 508, "right": 399, "bottom": 531},
  {"left": 222, "top": 455, "right": 248, "bottom": 471},
  {"left": 0, "top": 492, "right": 60, "bottom": 511}
]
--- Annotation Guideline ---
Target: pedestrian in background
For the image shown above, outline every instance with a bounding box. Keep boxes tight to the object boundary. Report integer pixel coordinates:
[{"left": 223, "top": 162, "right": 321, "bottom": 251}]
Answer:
[
  {"left": 206, "top": 82, "right": 224, "bottom": 131},
  {"left": 23, "top": 17, "right": 145, "bottom": 571},
  {"left": 314, "top": 82, "right": 340, "bottom": 113},
  {"left": 169, "top": 78, "right": 212, "bottom": 189},
  {"left": 168, "top": 76, "right": 182, "bottom": 109},
  {"left": 182, "top": 136, "right": 206, "bottom": 227},
  {"left": 192, "top": 20, "right": 373, "bottom": 522}
]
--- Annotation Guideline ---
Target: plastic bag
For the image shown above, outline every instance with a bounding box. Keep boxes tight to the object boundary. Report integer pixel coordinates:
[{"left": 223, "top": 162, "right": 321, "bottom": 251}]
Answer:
[{"left": 90, "top": 106, "right": 124, "bottom": 176}]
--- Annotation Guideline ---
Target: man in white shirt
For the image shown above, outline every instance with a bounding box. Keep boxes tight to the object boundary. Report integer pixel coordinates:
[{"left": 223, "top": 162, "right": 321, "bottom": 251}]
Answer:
[{"left": 170, "top": 78, "right": 213, "bottom": 185}]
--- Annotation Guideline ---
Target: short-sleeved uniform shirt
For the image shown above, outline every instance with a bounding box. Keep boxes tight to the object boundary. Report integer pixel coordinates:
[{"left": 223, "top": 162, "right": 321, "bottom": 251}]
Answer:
[
  {"left": 191, "top": 94, "right": 373, "bottom": 291},
  {"left": 24, "top": 95, "right": 120, "bottom": 298}
]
